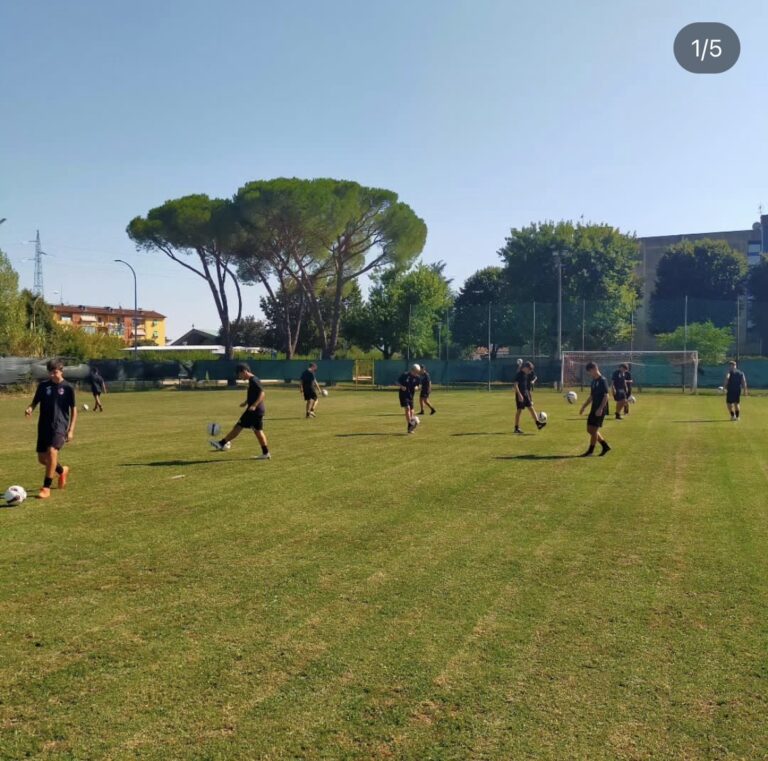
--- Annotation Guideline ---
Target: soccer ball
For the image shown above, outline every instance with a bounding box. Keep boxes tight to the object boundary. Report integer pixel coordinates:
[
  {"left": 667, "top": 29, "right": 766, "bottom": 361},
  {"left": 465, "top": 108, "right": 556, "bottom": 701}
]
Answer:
[
  {"left": 628, "top": 395, "right": 637, "bottom": 404},
  {"left": 82, "top": 403, "right": 89, "bottom": 411},
  {"left": 538, "top": 411, "right": 548, "bottom": 424},
  {"left": 322, "top": 389, "right": 329, "bottom": 397},
  {"left": 717, "top": 386, "right": 724, "bottom": 393},
  {"left": 412, "top": 415, "right": 420, "bottom": 426},
  {"left": 207, "top": 422, "right": 221, "bottom": 436},
  {"left": 565, "top": 391, "right": 577, "bottom": 404},
  {"left": 3, "top": 485, "right": 27, "bottom": 506}
]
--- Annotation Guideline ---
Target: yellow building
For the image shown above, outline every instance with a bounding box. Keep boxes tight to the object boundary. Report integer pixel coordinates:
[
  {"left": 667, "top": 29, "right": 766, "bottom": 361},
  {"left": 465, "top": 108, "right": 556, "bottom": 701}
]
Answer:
[{"left": 52, "top": 304, "right": 167, "bottom": 346}]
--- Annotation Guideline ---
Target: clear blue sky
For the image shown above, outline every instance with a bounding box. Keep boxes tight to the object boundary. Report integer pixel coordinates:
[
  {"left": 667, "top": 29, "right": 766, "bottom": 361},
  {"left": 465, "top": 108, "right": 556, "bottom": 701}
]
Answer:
[{"left": 1, "top": 0, "right": 766, "bottom": 339}]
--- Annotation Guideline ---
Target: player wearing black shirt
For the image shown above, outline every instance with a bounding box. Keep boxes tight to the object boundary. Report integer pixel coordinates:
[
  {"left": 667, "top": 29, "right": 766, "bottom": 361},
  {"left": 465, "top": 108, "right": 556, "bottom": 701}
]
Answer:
[
  {"left": 611, "top": 363, "right": 630, "bottom": 420},
  {"left": 210, "top": 363, "right": 271, "bottom": 459},
  {"left": 25, "top": 358, "right": 77, "bottom": 499},
  {"left": 88, "top": 366, "right": 107, "bottom": 412},
  {"left": 579, "top": 361, "right": 611, "bottom": 456},
  {"left": 300, "top": 362, "right": 321, "bottom": 418},
  {"left": 418, "top": 366, "right": 436, "bottom": 416},
  {"left": 624, "top": 366, "right": 633, "bottom": 414},
  {"left": 398, "top": 364, "right": 422, "bottom": 434},
  {"left": 724, "top": 360, "right": 748, "bottom": 421},
  {"left": 514, "top": 361, "right": 546, "bottom": 434}
]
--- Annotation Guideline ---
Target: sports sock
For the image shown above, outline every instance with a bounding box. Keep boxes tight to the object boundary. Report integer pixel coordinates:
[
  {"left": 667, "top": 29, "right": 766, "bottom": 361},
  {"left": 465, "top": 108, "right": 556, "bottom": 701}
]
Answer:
[
  {"left": 261, "top": 445, "right": 269, "bottom": 455},
  {"left": 43, "top": 477, "right": 53, "bottom": 488},
  {"left": 219, "top": 438, "right": 227, "bottom": 447},
  {"left": 736, "top": 410, "right": 740, "bottom": 418},
  {"left": 55, "top": 464, "right": 64, "bottom": 475}
]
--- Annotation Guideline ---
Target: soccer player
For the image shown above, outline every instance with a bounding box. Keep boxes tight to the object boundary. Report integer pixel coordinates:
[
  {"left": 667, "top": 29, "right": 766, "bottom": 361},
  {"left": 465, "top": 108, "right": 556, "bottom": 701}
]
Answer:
[
  {"left": 724, "top": 360, "right": 748, "bottom": 421},
  {"left": 514, "top": 361, "right": 546, "bottom": 434},
  {"left": 579, "top": 361, "right": 611, "bottom": 456},
  {"left": 398, "top": 363, "right": 422, "bottom": 434},
  {"left": 24, "top": 358, "right": 77, "bottom": 499},
  {"left": 611, "top": 363, "right": 630, "bottom": 420},
  {"left": 418, "top": 366, "right": 436, "bottom": 415},
  {"left": 300, "top": 362, "right": 322, "bottom": 418},
  {"left": 88, "top": 365, "right": 107, "bottom": 412},
  {"left": 210, "top": 363, "right": 271, "bottom": 459},
  {"left": 624, "top": 363, "right": 634, "bottom": 414}
]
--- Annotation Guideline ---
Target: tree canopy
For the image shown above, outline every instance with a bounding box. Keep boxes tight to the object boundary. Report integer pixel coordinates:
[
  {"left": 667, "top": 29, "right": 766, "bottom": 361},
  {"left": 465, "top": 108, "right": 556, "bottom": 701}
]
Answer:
[{"left": 656, "top": 320, "right": 733, "bottom": 364}]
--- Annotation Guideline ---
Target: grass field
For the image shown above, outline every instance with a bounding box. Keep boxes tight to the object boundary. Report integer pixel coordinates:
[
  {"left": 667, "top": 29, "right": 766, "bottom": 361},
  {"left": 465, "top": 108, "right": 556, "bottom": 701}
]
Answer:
[{"left": 1, "top": 386, "right": 767, "bottom": 760}]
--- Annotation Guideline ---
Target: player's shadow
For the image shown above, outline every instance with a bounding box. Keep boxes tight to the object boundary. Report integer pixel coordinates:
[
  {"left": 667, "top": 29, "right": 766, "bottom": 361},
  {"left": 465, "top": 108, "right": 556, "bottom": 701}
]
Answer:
[
  {"left": 335, "top": 432, "right": 404, "bottom": 437},
  {"left": 495, "top": 454, "right": 579, "bottom": 461},
  {"left": 121, "top": 459, "right": 255, "bottom": 467},
  {"left": 670, "top": 420, "right": 731, "bottom": 423},
  {"left": 452, "top": 432, "right": 521, "bottom": 436}
]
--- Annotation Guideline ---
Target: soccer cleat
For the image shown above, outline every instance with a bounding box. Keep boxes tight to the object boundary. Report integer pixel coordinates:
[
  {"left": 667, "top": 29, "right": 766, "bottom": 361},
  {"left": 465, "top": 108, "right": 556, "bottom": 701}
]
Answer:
[
  {"left": 309, "top": 412, "right": 316, "bottom": 418},
  {"left": 599, "top": 443, "right": 612, "bottom": 456},
  {"left": 615, "top": 414, "right": 622, "bottom": 420},
  {"left": 580, "top": 450, "right": 594, "bottom": 457},
  {"left": 253, "top": 453, "right": 271, "bottom": 460},
  {"left": 536, "top": 421, "right": 546, "bottom": 430},
  {"left": 38, "top": 487, "right": 51, "bottom": 499},
  {"left": 58, "top": 466, "right": 70, "bottom": 489},
  {"left": 210, "top": 440, "right": 231, "bottom": 451},
  {"left": 430, "top": 409, "right": 436, "bottom": 415},
  {"left": 514, "top": 427, "right": 523, "bottom": 435}
]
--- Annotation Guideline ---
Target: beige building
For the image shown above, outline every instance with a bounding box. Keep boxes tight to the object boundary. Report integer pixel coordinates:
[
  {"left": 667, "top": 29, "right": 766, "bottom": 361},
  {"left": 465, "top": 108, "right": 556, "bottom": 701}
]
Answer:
[{"left": 52, "top": 304, "right": 166, "bottom": 346}]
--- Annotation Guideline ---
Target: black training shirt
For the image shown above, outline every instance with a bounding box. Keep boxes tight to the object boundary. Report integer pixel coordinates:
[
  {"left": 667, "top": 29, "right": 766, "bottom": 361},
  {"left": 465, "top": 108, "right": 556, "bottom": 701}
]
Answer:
[
  {"left": 611, "top": 370, "right": 628, "bottom": 392},
  {"left": 398, "top": 372, "right": 421, "bottom": 397},
  {"left": 89, "top": 372, "right": 104, "bottom": 393},
  {"left": 527, "top": 372, "right": 537, "bottom": 392},
  {"left": 514, "top": 370, "right": 528, "bottom": 394},
  {"left": 590, "top": 375, "right": 610, "bottom": 413},
  {"left": 727, "top": 369, "right": 745, "bottom": 392},
  {"left": 33, "top": 380, "right": 75, "bottom": 434},
  {"left": 300, "top": 369, "right": 315, "bottom": 390},
  {"left": 421, "top": 372, "right": 431, "bottom": 392},
  {"left": 245, "top": 376, "right": 266, "bottom": 414}
]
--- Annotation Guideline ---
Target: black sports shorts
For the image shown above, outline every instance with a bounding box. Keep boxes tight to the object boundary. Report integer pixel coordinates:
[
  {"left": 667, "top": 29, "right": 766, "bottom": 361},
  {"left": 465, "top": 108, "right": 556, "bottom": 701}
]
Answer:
[
  {"left": 37, "top": 430, "right": 66, "bottom": 453},
  {"left": 237, "top": 410, "right": 264, "bottom": 431},
  {"left": 726, "top": 392, "right": 741, "bottom": 405},
  {"left": 303, "top": 389, "right": 317, "bottom": 401},
  {"left": 516, "top": 395, "right": 532, "bottom": 410},
  {"left": 587, "top": 412, "right": 605, "bottom": 429},
  {"left": 399, "top": 392, "right": 414, "bottom": 409}
]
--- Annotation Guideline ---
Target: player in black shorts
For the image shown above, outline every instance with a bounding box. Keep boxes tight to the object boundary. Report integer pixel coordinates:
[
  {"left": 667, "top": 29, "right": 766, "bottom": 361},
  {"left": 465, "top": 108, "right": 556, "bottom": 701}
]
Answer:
[
  {"left": 624, "top": 364, "right": 633, "bottom": 414},
  {"left": 724, "top": 360, "right": 748, "bottom": 421},
  {"left": 300, "top": 362, "right": 321, "bottom": 418},
  {"left": 88, "top": 366, "right": 107, "bottom": 412},
  {"left": 579, "top": 361, "right": 611, "bottom": 456},
  {"left": 25, "top": 358, "right": 77, "bottom": 499},
  {"left": 514, "top": 361, "right": 546, "bottom": 434},
  {"left": 398, "top": 364, "right": 422, "bottom": 434},
  {"left": 210, "top": 363, "right": 271, "bottom": 459},
  {"left": 611, "top": 363, "right": 630, "bottom": 420},
  {"left": 418, "top": 366, "right": 436, "bottom": 415}
]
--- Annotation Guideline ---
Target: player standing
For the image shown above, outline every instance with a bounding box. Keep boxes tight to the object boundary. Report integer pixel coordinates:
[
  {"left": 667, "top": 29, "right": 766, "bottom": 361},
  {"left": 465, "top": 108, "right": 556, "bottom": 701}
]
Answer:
[
  {"left": 398, "top": 364, "right": 422, "bottom": 434},
  {"left": 88, "top": 365, "right": 107, "bottom": 412},
  {"left": 611, "top": 363, "right": 630, "bottom": 420},
  {"left": 210, "top": 363, "right": 271, "bottom": 459},
  {"left": 724, "top": 360, "right": 748, "bottom": 421},
  {"left": 579, "top": 361, "right": 611, "bottom": 456},
  {"left": 300, "top": 362, "right": 322, "bottom": 418},
  {"left": 24, "top": 358, "right": 77, "bottom": 499},
  {"left": 624, "top": 363, "right": 634, "bottom": 414},
  {"left": 514, "top": 361, "right": 546, "bottom": 434},
  {"left": 418, "top": 366, "right": 436, "bottom": 415}
]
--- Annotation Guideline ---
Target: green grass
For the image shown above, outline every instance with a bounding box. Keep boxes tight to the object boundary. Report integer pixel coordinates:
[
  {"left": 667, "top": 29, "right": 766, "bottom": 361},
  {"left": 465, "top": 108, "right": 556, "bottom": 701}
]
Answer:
[{"left": 1, "top": 387, "right": 767, "bottom": 760}]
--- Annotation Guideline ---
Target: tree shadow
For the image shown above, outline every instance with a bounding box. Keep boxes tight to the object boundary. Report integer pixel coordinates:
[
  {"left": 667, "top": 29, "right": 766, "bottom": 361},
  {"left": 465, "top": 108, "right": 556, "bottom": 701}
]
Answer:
[
  {"left": 495, "top": 454, "right": 580, "bottom": 461},
  {"left": 121, "top": 458, "right": 256, "bottom": 467}
]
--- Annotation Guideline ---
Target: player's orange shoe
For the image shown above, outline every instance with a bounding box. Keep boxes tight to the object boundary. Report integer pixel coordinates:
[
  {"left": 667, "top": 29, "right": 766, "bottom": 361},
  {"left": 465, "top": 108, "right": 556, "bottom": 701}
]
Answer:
[
  {"left": 38, "top": 487, "right": 51, "bottom": 499},
  {"left": 58, "top": 466, "right": 70, "bottom": 489}
]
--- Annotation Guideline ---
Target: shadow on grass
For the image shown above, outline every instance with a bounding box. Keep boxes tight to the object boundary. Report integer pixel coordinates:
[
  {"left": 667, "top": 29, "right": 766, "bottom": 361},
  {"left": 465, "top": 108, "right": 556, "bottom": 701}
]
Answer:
[
  {"left": 335, "top": 433, "right": 405, "bottom": 438},
  {"left": 670, "top": 420, "right": 732, "bottom": 423},
  {"left": 121, "top": 459, "right": 256, "bottom": 467},
  {"left": 452, "top": 432, "right": 519, "bottom": 437},
  {"left": 495, "top": 454, "right": 580, "bottom": 461}
]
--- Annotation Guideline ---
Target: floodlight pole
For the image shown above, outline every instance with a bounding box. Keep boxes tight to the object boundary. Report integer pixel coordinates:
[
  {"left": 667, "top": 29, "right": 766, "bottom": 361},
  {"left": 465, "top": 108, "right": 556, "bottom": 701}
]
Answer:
[
  {"left": 115, "top": 259, "right": 138, "bottom": 357},
  {"left": 555, "top": 251, "right": 564, "bottom": 388},
  {"left": 487, "top": 301, "right": 492, "bottom": 392}
]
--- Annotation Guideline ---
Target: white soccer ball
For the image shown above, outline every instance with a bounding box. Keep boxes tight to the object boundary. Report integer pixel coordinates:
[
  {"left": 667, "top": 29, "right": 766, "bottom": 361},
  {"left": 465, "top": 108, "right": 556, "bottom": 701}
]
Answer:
[
  {"left": 538, "top": 411, "right": 548, "bottom": 424},
  {"left": 207, "top": 422, "right": 221, "bottom": 436},
  {"left": 412, "top": 415, "right": 420, "bottom": 426},
  {"left": 3, "top": 485, "right": 27, "bottom": 506},
  {"left": 82, "top": 403, "right": 89, "bottom": 411},
  {"left": 717, "top": 386, "right": 724, "bottom": 393},
  {"left": 322, "top": 389, "right": 328, "bottom": 397},
  {"left": 628, "top": 395, "right": 637, "bottom": 404},
  {"left": 566, "top": 391, "right": 577, "bottom": 404}
]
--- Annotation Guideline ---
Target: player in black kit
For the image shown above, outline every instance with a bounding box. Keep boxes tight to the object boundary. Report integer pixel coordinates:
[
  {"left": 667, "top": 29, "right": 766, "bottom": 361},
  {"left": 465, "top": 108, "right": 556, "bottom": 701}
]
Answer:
[
  {"left": 398, "top": 364, "right": 422, "bottom": 434},
  {"left": 88, "top": 366, "right": 107, "bottom": 412},
  {"left": 579, "top": 361, "right": 611, "bottom": 456},
  {"left": 724, "top": 360, "right": 748, "bottom": 421},
  {"left": 300, "top": 362, "right": 321, "bottom": 418},
  {"left": 210, "top": 363, "right": 271, "bottom": 459},
  {"left": 418, "top": 366, "right": 436, "bottom": 415},
  {"left": 25, "top": 358, "right": 77, "bottom": 499},
  {"left": 611, "top": 363, "right": 630, "bottom": 420},
  {"left": 514, "top": 361, "right": 546, "bottom": 434}
]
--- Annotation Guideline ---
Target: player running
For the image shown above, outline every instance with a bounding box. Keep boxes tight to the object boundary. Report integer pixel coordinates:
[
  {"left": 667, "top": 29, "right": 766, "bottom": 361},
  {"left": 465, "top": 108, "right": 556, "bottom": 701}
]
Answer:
[
  {"left": 514, "top": 361, "right": 546, "bottom": 434},
  {"left": 24, "top": 358, "right": 77, "bottom": 499},
  {"left": 398, "top": 364, "right": 422, "bottom": 434},
  {"left": 611, "top": 363, "right": 630, "bottom": 420},
  {"left": 418, "top": 366, "right": 436, "bottom": 416},
  {"left": 579, "top": 361, "right": 611, "bottom": 456},
  {"left": 300, "top": 362, "right": 322, "bottom": 418},
  {"left": 210, "top": 363, "right": 271, "bottom": 459},
  {"left": 87, "top": 365, "right": 107, "bottom": 412},
  {"left": 724, "top": 360, "right": 748, "bottom": 421}
]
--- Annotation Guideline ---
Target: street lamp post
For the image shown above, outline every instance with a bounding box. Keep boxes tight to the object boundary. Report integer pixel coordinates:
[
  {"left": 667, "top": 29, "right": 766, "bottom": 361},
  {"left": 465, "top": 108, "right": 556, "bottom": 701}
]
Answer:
[
  {"left": 555, "top": 251, "right": 563, "bottom": 363},
  {"left": 114, "top": 259, "right": 138, "bottom": 357}
]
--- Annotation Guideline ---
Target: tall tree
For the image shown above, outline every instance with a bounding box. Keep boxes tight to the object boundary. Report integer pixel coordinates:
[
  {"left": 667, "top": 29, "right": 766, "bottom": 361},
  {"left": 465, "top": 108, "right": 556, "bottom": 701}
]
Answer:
[
  {"left": 650, "top": 239, "right": 747, "bottom": 333},
  {"left": 234, "top": 178, "right": 427, "bottom": 358},
  {"left": 657, "top": 320, "right": 733, "bottom": 364},
  {"left": 127, "top": 195, "right": 243, "bottom": 359},
  {"left": 747, "top": 255, "right": 768, "bottom": 350},
  {"left": 499, "top": 221, "right": 640, "bottom": 351},
  {"left": 0, "top": 249, "right": 25, "bottom": 354},
  {"left": 218, "top": 315, "right": 268, "bottom": 348}
]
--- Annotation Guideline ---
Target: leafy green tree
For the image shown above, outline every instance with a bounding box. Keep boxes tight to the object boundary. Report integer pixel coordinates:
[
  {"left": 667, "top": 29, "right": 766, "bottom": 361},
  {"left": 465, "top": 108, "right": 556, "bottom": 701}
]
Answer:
[
  {"left": 344, "top": 265, "right": 453, "bottom": 359},
  {"left": 650, "top": 239, "right": 747, "bottom": 333},
  {"left": 0, "top": 249, "right": 25, "bottom": 354},
  {"left": 218, "top": 315, "right": 268, "bottom": 348},
  {"left": 656, "top": 320, "right": 733, "bottom": 364},
  {"left": 499, "top": 221, "right": 640, "bottom": 351},
  {"left": 127, "top": 195, "right": 243, "bottom": 359},
  {"left": 234, "top": 178, "right": 427, "bottom": 358},
  {"left": 747, "top": 255, "right": 768, "bottom": 350},
  {"left": 50, "top": 325, "right": 126, "bottom": 361}
]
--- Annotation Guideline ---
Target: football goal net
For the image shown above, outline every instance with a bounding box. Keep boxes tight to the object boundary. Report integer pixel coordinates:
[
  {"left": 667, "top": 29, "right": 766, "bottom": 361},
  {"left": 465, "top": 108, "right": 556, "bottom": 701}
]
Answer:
[{"left": 561, "top": 351, "right": 700, "bottom": 392}]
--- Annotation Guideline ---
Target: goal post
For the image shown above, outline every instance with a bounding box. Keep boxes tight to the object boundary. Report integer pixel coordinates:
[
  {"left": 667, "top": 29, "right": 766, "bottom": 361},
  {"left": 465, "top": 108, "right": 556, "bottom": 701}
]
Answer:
[{"left": 560, "top": 351, "right": 700, "bottom": 393}]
